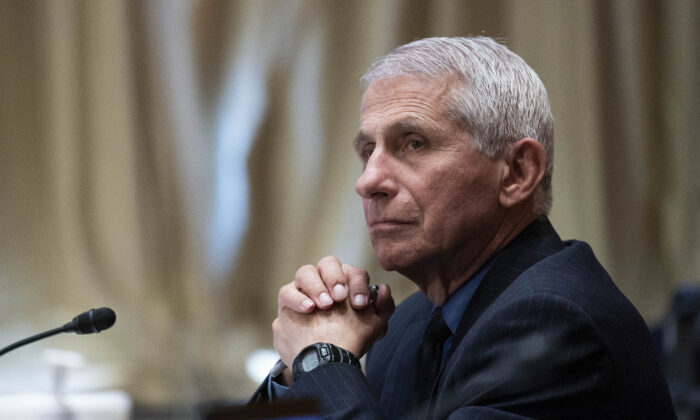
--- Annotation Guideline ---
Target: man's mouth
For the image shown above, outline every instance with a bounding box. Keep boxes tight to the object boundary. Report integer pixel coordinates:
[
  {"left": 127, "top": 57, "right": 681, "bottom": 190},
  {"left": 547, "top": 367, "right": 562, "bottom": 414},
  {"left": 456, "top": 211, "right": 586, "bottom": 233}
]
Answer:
[{"left": 368, "top": 218, "right": 416, "bottom": 231}]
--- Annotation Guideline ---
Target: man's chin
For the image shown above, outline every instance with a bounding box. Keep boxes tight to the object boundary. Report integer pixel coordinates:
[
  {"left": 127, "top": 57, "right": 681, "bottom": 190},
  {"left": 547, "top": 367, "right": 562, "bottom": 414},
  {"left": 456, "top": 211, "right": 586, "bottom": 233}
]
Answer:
[
  {"left": 371, "top": 237, "right": 428, "bottom": 271},
  {"left": 374, "top": 250, "right": 414, "bottom": 272},
  {"left": 376, "top": 258, "right": 399, "bottom": 272}
]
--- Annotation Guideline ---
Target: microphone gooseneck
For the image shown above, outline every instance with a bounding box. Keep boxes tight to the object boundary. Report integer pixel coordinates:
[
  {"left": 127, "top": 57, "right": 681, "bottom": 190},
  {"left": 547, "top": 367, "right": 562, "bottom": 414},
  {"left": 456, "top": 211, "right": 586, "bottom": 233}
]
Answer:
[{"left": 0, "top": 307, "right": 117, "bottom": 357}]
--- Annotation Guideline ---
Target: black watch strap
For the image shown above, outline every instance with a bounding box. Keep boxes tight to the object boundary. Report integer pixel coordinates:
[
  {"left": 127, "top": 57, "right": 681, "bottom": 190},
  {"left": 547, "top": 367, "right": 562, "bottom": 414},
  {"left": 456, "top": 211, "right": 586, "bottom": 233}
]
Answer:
[{"left": 292, "top": 342, "right": 360, "bottom": 381}]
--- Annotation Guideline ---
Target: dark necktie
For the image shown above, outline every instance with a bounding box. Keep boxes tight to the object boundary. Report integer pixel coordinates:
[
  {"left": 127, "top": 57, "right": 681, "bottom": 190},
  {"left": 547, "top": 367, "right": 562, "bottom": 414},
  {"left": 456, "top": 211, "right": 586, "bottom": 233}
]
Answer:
[{"left": 414, "top": 307, "right": 452, "bottom": 409}]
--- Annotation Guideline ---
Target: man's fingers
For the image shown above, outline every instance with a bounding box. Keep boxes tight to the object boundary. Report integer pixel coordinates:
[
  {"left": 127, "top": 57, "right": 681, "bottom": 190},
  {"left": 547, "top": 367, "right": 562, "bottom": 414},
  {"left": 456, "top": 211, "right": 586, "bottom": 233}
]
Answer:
[
  {"left": 286, "top": 258, "right": 373, "bottom": 312},
  {"left": 343, "top": 264, "right": 372, "bottom": 309},
  {"left": 278, "top": 283, "right": 316, "bottom": 314},
  {"left": 317, "top": 256, "right": 348, "bottom": 301},
  {"left": 294, "top": 265, "right": 334, "bottom": 309}
]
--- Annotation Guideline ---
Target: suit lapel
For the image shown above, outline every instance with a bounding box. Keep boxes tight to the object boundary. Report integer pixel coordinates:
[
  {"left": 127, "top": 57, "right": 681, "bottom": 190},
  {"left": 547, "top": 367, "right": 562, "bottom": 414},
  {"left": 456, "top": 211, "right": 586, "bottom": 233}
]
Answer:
[
  {"left": 417, "top": 219, "right": 564, "bottom": 417},
  {"left": 449, "top": 217, "right": 564, "bottom": 356}
]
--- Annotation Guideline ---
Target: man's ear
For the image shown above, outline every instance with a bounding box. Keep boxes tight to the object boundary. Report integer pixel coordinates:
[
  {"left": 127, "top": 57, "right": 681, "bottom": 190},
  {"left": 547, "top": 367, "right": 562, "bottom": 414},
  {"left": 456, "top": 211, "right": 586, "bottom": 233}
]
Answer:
[{"left": 499, "top": 138, "right": 546, "bottom": 209}]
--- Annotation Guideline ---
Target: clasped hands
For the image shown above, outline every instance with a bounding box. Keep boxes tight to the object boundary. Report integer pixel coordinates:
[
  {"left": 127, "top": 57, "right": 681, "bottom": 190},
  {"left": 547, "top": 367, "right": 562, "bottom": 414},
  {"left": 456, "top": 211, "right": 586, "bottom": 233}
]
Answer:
[{"left": 272, "top": 256, "right": 395, "bottom": 384}]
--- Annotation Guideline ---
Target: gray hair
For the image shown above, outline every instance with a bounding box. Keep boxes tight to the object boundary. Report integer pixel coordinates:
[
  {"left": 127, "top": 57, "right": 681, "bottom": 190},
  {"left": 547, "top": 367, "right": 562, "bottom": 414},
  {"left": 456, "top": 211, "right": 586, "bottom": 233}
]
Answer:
[{"left": 361, "top": 37, "right": 554, "bottom": 215}]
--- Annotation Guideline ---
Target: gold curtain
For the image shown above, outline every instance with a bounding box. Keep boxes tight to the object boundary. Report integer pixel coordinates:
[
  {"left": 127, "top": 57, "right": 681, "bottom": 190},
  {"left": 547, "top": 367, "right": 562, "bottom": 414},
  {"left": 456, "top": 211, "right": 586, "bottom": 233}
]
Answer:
[{"left": 1, "top": 0, "right": 698, "bottom": 409}]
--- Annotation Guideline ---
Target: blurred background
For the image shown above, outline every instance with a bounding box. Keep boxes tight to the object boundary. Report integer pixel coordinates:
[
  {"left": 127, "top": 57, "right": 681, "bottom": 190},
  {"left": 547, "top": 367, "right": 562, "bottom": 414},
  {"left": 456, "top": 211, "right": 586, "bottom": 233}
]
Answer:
[{"left": 1, "top": 0, "right": 698, "bottom": 418}]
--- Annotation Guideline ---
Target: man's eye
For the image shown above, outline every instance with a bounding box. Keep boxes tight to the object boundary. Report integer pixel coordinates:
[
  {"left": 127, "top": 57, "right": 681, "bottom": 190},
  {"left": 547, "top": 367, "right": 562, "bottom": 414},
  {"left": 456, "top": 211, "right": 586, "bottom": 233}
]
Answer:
[
  {"left": 409, "top": 139, "right": 424, "bottom": 150},
  {"left": 361, "top": 146, "right": 374, "bottom": 161}
]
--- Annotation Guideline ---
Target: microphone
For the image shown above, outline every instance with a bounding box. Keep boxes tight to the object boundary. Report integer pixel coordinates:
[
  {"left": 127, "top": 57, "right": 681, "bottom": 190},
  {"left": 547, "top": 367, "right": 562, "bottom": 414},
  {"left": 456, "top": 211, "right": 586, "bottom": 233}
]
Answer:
[
  {"left": 0, "top": 307, "right": 116, "bottom": 357},
  {"left": 63, "top": 307, "right": 117, "bottom": 334}
]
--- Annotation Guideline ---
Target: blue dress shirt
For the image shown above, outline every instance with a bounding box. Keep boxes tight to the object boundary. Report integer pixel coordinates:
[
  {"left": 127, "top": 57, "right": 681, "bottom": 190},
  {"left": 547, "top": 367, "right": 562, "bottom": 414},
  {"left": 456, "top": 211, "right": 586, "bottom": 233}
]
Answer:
[{"left": 435, "top": 257, "right": 493, "bottom": 367}]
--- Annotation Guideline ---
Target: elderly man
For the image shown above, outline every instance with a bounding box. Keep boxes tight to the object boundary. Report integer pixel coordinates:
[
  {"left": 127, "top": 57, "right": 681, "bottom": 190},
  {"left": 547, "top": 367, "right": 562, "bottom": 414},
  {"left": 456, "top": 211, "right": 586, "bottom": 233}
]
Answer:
[{"left": 256, "top": 37, "right": 675, "bottom": 419}]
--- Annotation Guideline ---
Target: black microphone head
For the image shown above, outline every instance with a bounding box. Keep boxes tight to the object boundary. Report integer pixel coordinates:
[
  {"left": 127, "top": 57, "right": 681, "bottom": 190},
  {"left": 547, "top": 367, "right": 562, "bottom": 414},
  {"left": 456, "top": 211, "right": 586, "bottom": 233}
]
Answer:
[{"left": 70, "top": 307, "right": 116, "bottom": 334}]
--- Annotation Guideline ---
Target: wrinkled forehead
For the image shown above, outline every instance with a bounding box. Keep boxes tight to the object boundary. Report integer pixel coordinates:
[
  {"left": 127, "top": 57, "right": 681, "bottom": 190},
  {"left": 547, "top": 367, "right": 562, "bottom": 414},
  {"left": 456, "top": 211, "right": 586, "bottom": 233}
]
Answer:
[
  {"left": 359, "top": 76, "right": 463, "bottom": 133},
  {"left": 360, "top": 74, "right": 465, "bottom": 126},
  {"left": 361, "top": 75, "right": 453, "bottom": 114}
]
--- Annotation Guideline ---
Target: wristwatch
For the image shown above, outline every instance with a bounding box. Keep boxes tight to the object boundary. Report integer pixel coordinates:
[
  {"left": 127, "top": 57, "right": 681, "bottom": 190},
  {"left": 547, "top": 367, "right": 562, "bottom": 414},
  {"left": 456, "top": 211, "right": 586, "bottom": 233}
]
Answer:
[{"left": 292, "top": 342, "right": 360, "bottom": 381}]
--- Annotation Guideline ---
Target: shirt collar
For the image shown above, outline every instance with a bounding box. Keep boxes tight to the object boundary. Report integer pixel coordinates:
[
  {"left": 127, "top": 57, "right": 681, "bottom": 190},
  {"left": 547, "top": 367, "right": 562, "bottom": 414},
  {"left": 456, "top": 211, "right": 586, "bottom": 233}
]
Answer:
[{"left": 440, "top": 257, "right": 496, "bottom": 335}]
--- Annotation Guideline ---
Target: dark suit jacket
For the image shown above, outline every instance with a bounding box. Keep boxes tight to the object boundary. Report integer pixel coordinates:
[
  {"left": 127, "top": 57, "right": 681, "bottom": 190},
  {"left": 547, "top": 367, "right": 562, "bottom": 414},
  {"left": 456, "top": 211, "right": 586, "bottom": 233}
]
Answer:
[{"left": 281, "top": 219, "right": 676, "bottom": 419}]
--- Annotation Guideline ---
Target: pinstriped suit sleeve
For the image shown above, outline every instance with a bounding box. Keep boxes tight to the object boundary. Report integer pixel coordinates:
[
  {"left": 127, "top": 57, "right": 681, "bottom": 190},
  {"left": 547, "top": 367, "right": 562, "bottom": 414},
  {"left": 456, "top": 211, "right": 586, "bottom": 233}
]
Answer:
[{"left": 285, "top": 363, "right": 384, "bottom": 419}]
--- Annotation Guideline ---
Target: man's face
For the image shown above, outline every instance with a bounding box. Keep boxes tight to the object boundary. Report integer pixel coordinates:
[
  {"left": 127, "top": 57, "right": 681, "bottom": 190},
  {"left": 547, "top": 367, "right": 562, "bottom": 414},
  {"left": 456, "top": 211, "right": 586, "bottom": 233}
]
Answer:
[{"left": 355, "top": 76, "right": 503, "bottom": 276}]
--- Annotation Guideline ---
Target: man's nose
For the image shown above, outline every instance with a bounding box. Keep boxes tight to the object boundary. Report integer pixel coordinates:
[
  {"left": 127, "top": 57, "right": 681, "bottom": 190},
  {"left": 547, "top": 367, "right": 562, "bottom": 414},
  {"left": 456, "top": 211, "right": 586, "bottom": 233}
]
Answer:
[{"left": 355, "top": 150, "right": 396, "bottom": 199}]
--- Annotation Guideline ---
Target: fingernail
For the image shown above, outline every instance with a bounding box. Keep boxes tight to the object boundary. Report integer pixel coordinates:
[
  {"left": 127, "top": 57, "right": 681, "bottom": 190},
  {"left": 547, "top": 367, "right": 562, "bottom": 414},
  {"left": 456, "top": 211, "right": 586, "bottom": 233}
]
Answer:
[
  {"left": 319, "top": 292, "right": 333, "bottom": 306},
  {"left": 301, "top": 299, "right": 314, "bottom": 311},
  {"left": 333, "top": 284, "right": 347, "bottom": 300},
  {"left": 353, "top": 294, "right": 368, "bottom": 306}
]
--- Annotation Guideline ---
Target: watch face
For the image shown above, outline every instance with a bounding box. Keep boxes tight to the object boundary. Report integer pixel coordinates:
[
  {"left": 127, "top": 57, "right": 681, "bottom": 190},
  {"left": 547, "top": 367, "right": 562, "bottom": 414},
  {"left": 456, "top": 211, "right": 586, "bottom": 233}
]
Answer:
[{"left": 301, "top": 349, "right": 320, "bottom": 372}]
